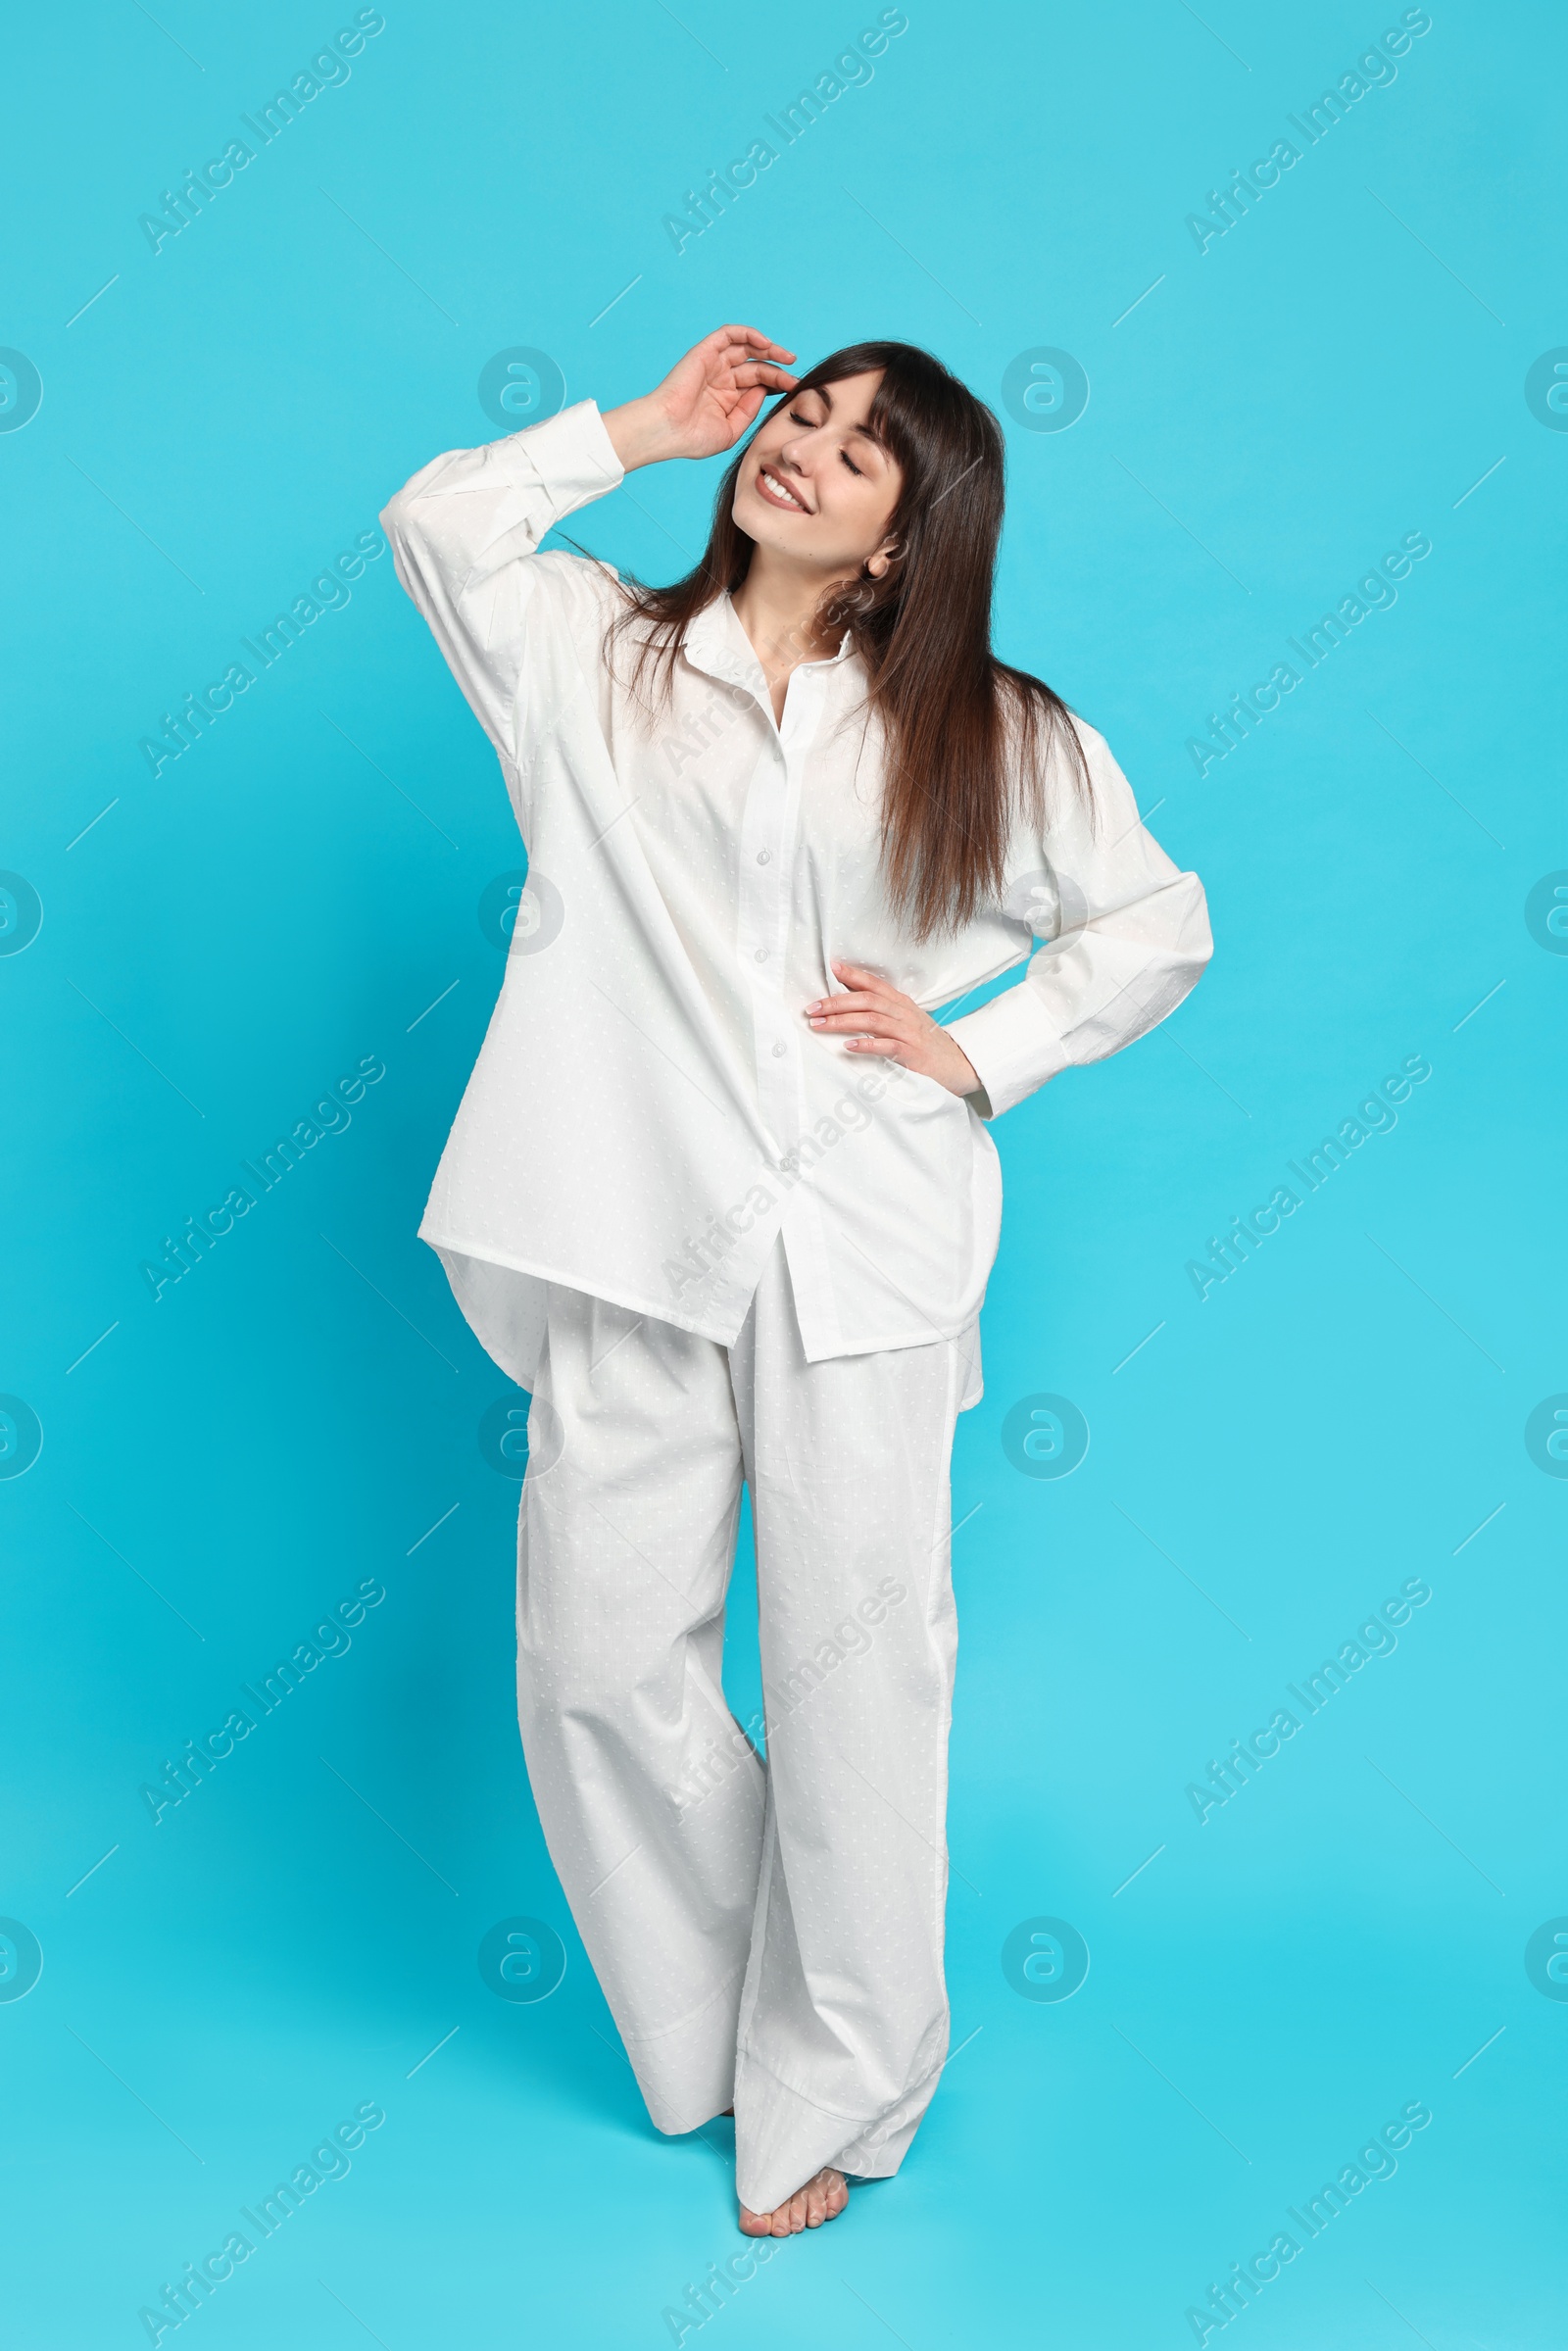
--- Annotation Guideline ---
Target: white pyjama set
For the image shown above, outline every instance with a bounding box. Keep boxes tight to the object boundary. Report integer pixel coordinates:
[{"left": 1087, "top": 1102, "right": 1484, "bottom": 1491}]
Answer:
[
  {"left": 379, "top": 396, "right": 1210, "bottom": 2207},
  {"left": 518, "top": 1235, "right": 969, "bottom": 2214}
]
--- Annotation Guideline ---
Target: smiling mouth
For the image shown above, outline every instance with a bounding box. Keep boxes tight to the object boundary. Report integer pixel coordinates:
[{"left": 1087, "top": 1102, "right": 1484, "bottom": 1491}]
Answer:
[{"left": 756, "top": 464, "right": 810, "bottom": 514}]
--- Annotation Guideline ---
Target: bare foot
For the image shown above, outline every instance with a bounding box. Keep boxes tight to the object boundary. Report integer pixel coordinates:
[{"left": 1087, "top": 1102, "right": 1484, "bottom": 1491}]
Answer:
[{"left": 738, "top": 2166, "right": 849, "bottom": 2236}]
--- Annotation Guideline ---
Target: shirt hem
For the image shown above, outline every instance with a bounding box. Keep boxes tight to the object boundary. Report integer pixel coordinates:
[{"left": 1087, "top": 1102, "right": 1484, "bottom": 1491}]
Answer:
[
  {"left": 418, "top": 1223, "right": 747, "bottom": 1347},
  {"left": 792, "top": 1318, "right": 986, "bottom": 1361},
  {"left": 420, "top": 1223, "right": 989, "bottom": 1369}
]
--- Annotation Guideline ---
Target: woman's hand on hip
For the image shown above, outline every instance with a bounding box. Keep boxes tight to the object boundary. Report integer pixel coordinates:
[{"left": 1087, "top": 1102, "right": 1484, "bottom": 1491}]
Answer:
[
  {"left": 603, "top": 327, "right": 798, "bottom": 471},
  {"left": 805, "top": 960, "right": 982, "bottom": 1100}
]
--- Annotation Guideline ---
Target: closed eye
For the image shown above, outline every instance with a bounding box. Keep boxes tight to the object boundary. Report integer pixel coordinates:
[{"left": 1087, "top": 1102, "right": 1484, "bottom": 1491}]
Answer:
[{"left": 787, "top": 409, "right": 864, "bottom": 476}]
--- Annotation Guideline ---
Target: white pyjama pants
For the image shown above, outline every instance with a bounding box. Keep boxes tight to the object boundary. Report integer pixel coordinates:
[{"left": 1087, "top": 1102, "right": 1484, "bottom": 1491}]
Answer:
[{"left": 515, "top": 1234, "right": 971, "bottom": 2215}]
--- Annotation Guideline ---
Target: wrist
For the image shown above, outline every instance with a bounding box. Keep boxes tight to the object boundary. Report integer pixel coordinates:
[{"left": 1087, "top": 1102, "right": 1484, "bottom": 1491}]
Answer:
[
  {"left": 600, "top": 395, "right": 674, "bottom": 473},
  {"left": 941, "top": 1043, "right": 981, "bottom": 1099}
]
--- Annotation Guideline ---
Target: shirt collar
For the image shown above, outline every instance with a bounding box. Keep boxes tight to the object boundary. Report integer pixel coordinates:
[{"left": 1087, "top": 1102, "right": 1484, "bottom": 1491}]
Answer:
[{"left": 681, "top": 593, "right": 856, "bottom": 695}]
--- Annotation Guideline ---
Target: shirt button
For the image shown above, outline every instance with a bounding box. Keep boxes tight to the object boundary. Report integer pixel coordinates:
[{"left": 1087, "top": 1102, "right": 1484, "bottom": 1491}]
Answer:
[
  {"left": 772, "top": 1042, "right": 786, "bottom": 1057},
  {"left": 754, "top": 948, "right": 767, "bottom": 962},
  {"left": 757, "top": 848, "right": 771, "bottom": 864}
]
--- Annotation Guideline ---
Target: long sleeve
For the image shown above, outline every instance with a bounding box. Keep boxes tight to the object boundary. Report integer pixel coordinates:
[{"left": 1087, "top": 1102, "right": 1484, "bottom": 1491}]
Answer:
[
  {"left": 379, "top": 398, "right": 625, "bottom": 766},
  {"left": 944, "top": 721, "right": 1212, "bottom": 1120}
]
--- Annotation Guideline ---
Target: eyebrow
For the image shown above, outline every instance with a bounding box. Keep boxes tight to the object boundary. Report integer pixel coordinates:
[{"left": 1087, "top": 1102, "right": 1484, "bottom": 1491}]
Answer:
[{"left": 808, "top": 380, "right": 889, "bottom": 452}]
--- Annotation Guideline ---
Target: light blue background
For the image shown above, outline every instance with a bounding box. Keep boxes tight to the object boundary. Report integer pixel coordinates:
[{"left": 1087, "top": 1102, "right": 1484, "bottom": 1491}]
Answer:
[{"left": 3, "top": 3, "right": 1563, "bottom": 2344}]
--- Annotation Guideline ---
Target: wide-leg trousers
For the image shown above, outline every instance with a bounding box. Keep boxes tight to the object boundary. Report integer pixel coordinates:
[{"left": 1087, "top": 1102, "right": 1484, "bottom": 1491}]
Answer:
[{"left": 514, "top": 1233, "right": 971, "bottom": 2215}]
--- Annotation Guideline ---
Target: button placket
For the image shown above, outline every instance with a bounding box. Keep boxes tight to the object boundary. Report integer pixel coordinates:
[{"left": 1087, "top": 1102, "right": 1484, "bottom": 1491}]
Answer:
[
  {"left": 735, "top": 735, "right": 785, "bottom": 1141},
  {"left": 742, "top": 679, "right": 817, "bottom": 1152}
]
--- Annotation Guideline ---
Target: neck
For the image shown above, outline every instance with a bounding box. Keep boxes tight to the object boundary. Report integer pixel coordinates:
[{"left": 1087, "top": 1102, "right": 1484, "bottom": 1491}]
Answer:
[{"left": 729, "top": 549, "right": 855, "bottom": 687}]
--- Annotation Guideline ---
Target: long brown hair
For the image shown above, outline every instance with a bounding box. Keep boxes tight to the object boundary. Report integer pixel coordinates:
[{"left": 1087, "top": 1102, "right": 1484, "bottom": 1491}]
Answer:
[{"left": 606, "top": 340, "right": 1092, "bottom": 941}]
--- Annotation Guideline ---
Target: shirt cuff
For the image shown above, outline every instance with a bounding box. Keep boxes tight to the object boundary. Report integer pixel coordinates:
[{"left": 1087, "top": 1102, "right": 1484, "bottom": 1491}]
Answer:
[
  {"left": 500, "top": 397, "right": 625, "bottom": 510},
  {"left": 946, "top": 984, "right": 1071, "bottom": 1121}
]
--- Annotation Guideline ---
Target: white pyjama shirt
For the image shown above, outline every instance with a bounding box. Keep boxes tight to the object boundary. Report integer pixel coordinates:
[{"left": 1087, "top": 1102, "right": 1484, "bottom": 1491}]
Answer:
[{"left": 378, "top": 401, "right": 1212, "bottom": 1398}]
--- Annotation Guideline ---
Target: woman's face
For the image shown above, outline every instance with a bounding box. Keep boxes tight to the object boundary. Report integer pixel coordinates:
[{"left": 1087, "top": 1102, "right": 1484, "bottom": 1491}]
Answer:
[{"left": 732, "top": 370, "right": 904, "bottom": 578}]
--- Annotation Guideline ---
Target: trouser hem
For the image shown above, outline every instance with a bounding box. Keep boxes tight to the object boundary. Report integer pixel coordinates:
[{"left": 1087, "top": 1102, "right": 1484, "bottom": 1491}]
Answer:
[
  {"left": 621, "top": 1964, "right": 750, "bottom": 2135},
  {"left": 732, "top": 2038, "right": 947, "bottom": 2214}
]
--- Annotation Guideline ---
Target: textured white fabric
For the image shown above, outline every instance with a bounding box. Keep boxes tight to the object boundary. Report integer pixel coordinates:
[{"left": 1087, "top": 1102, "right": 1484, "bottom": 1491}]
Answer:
[
  {"left": 381, "top": 401, "right": 1211, "bottom": 1387},
  {"left": 516, "top": 1236, "right": 967, "bottom": 2214}
]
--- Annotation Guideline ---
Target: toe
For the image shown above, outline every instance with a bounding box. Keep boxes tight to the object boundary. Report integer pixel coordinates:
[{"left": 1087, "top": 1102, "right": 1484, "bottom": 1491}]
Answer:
[{"left": 746, "top": 2170, "right": 850, "bottom": 2235}]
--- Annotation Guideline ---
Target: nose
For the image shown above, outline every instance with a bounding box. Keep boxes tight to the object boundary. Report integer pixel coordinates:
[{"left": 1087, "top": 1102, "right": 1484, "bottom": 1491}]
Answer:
[{"left": 773, "top": 427, "right": 812, "bottom": 473}]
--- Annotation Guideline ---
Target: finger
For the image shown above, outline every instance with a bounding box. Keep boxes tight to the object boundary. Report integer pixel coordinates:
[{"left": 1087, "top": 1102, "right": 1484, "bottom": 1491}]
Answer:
[
  {"left": 732, "top": 361, "right": 799, "bottom": 391},
  {"left": 806, "top": 995, "right": 903, "bottom": 1021},
  {"left": 811, "top": 978, "right": 901, "bottom": 1010},
  {"left": 809, "top": 1020, "right": 911, "bottom": 1050},
  {"left": 830, "top": 959, "right": 897, "bottom": 991},
  {"left": 723, "top": 387, "right": 766, "bottom": 443},
  {"left": 808, "top": 999, "right": 907, "bottom": 1041},
  {"left": 708, "top": 335, "right": 792, "bottom": 377},
  {"left": 844, "top": 1033, "right": 908, "bottom": 1058},
  {"left": 826, "top": 959, "right": 898, "bottom": 988},
  {"left": 819, "top": 1009, "right": 907, "bottom": 1039},
  {"left": 710, "top": 323, "right": 797, "bottom": 359}
]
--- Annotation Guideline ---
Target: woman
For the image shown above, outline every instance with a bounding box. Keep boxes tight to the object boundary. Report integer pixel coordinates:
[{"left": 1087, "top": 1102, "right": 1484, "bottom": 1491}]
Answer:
[{"left": 380, "top": 325, "right": 1211, "bottom": 2237}]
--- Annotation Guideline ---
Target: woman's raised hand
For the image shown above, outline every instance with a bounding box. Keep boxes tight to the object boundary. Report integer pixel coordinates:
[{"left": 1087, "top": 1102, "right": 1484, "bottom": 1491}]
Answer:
[{"left": 603, "top": 327, "right": 798, "bottom": 471}]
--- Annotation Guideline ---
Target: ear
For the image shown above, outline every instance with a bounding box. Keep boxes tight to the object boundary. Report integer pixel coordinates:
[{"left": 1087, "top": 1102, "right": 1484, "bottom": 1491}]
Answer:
[{"left": 864, "top": 535, "right": 901, "bottom": 581}]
